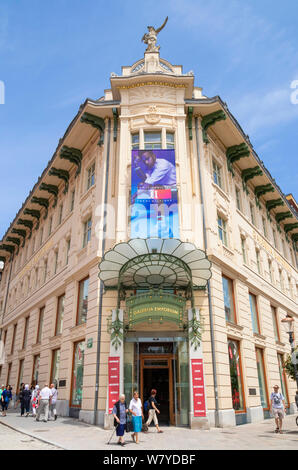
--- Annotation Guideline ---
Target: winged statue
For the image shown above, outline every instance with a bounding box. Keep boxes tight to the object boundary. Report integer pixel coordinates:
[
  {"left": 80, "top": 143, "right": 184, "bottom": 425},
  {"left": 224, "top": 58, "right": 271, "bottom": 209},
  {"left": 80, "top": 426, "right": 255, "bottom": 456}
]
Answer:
[{"left": 142, "top": 16, "right": 168, "bottom": 52}]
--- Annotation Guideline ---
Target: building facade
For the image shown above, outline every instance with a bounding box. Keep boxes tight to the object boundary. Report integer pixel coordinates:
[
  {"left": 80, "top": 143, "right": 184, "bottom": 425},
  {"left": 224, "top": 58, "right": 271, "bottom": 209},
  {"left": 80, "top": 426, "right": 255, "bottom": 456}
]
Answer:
[{"left": 0, "top": 44, "right": 297, "bottom": 429}]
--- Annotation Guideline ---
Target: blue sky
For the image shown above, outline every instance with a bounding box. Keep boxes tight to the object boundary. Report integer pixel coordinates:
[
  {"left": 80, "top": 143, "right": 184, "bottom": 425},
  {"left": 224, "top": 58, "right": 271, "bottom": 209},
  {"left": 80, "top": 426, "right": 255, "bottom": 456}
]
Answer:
[{"left": 0, "top": 0, "right": 297, "bottom": 238}]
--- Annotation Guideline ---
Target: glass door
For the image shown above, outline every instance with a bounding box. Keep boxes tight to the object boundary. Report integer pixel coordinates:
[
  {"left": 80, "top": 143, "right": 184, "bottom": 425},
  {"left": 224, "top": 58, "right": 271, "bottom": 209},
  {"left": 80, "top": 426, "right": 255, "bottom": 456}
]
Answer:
[{"left": 173, "top": 339, "right": 189, "bottom": 426}]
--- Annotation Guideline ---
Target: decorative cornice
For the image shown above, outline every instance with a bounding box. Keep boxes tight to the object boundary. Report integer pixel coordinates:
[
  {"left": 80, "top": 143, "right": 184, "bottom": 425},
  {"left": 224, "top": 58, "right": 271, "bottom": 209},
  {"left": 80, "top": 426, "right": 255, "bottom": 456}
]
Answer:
[
  {"left": 254, "top": 184, "right": 275, "bottom": 208},
  {"left": 6, "top": 237, "right": 21, "bottom": 254},
  {"left": 226, "top": 143, "right": 250, "bottom": 176},
  {"left": 201, "top": 110, "right": 226, "bottom": 144},
  {"left": 80, "top": 112, "right": 105, "bottom": 146},
  {"left": 31, "top": 197, "right": 49, "bottom": 220},
  {"left": 17, "top": 219, "right": 33, "bottom": 239},
  {"left": 23, "top": 209, "right": 41, "bottom": 230},
  {"left": 11, "top": 228, "right": 26, "bottom": 247},
  {"left": 39, "top": 183, "right": 59, "bottom": 208},
  {"left": 49, "top": 167, "right": 70, "bottom": 194},
  {"left": 60, "top": 146, "right": 83, "bottom": 177},
  {"left": 241, "top": 166, "right": 263, "bottom": 194}
]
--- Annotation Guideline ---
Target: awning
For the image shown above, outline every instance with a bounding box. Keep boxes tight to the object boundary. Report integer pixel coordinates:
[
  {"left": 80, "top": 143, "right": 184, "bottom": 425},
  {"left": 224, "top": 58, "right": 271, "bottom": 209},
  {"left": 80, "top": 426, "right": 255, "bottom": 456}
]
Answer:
[{"left": 98, "top": 238, "right": 212, "bottom": 289}]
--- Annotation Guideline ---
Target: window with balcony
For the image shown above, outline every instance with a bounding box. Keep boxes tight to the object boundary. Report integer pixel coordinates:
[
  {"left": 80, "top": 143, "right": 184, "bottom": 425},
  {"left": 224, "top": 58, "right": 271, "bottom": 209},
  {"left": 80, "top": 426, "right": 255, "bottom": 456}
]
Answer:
[
  {"left": 212, "top": 160, "right": 223, "bottom": 189},
  {"left": 222, "top": 275, "right": 236, "bottom": 324},
  {"left": 86, "top": 162, "right": 95, "bottom": 191},
  {"left": 83, "top": 218, "right": 92, "bottom": 248},
  {"left": 218, "top": 215, "right": 227, "bottom": 246}
]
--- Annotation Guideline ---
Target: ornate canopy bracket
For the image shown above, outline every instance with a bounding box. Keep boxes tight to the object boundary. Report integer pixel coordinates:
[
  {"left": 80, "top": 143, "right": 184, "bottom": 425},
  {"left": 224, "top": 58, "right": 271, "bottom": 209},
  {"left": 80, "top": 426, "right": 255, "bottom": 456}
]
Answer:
[
  {"left": 39, "top": 183, "right": 59, "bottom": 208},
  {"left": 284, "top": 223, "right": 298, "bottom": 234},
  {"left": 49, "top": 167, "right": 70, "bottom": 194},
  {"left": 23, "top": 208, "right": 41, "bottom": 230},
  {"left": 226, "top": 143, "right": 250, "bottom": 176},
  {"left": 266, "top": 199, "right": 284, "bottom": 220},
  {"left": 11, "top": 228, "right": 26, "bottom": 247},
  {"left": 275, "top": 211, "right": 291, "bottom": 227},
  {"left": 31, "top": 197, "right": 49, "bottom": 220},
  {"left": 254, "top": 184, "right": 275, "bottom": 208},
  {"left": 60, "top": 146, "right": 82, "bottom": 177},
  {"left": 292, "top": 233, "right": 298, "bottom": 244},
  {"left": 17, "top": 219, "right": 33, "bottom": 239},
  {"left": 112, "top": 108, "right": 118, "bottom": 142},
  {"left": 6, "top": 237, "right": 21, "bottom": 255},
  {"left": 0, "top": 244, "right": 15, "bottom": 258},
  {"left": 241, "top": 166, "right": 263, "bottom": 194},
  {"left": 201, "top": 110, "right": 226, "bottom": 144},
  {"left": 80, "top": 112, "right": 105, "bottom": 146},
  {"left": 187, "top": 107, "right": 193, "bottom": 141}
]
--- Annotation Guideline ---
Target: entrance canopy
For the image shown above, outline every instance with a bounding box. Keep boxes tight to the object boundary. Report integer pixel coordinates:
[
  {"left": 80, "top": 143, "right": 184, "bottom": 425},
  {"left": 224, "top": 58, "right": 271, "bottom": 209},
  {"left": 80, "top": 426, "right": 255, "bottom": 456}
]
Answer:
[{"left": 98, "top": 238, "right": 212, "bottom": 290}]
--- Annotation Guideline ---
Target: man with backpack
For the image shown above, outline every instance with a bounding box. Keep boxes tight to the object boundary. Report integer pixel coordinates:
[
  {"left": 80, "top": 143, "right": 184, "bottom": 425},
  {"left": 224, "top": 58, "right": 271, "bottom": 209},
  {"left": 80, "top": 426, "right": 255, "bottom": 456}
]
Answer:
[
  {"left": 144, "top": 389, "right": 163, "bottom": 433},
  {"left": 270, "top": 385, "right": 286, "bottom": 434}
]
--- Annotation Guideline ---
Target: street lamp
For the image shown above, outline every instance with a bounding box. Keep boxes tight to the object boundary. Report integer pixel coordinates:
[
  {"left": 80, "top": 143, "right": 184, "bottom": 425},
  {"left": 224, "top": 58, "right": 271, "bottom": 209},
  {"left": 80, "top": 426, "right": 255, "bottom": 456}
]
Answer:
[{"left": 281, "top": 315, "right": 298, "bottom": 390}]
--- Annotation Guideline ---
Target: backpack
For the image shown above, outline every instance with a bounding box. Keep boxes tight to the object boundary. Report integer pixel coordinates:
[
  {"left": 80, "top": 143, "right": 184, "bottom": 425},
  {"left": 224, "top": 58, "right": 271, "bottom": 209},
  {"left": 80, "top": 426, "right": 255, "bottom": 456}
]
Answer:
[{"left": 144, "top": 399, "right": 150, "bottom": 412}]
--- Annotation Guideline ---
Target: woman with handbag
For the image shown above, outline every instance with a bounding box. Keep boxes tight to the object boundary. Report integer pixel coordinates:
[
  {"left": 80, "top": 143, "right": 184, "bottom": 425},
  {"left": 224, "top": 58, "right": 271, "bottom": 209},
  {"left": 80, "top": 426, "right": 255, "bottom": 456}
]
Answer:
[
  {"left": 129, "top": 391, "right": 143, "bottom": 444},
  {"left": 112, "top": 394, "right": 129, "bottom": 446}
]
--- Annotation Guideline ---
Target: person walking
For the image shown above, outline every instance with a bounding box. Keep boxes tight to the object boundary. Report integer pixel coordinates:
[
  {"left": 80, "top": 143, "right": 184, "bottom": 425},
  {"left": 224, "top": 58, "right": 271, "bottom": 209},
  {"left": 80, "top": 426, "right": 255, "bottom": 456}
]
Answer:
[
  {"left": 20, "top": 384, "right": 31, "bottom": 417},
  {"left": 145, "top": 389, "right": 163, "bottom": 433},
  {"left": 112, "top": 394, "right": 129, "bottom": 446},
  {"left": 7, "top": 386, "right": 12, "bottom": 409},
  {"left": 36, "top": 383, "right": 52, "bottom": 422},
  {"left": 129, "top": 391, "right": 143, "bottom": 444},
  {"left": 1, "top": 385, "right": 9, "bottom": 416},
  {"left": 31, "top": 385, "right": 40, "bottom": 417},
  {"left": 48, "top": 383, "right": 58, "bottom": 421},
  {"left": 270, "top": 385, "right": 286, "bottom": 434}
]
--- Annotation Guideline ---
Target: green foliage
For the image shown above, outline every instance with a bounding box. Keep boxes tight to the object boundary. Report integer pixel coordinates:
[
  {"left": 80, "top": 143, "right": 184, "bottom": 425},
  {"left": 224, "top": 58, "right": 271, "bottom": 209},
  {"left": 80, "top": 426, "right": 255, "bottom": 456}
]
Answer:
[
  {"left": 283, "top": 347, "right": 298, "bottom": 381},
  {"left": 107, "top": 311, "right": 123, "bottom": 351}
]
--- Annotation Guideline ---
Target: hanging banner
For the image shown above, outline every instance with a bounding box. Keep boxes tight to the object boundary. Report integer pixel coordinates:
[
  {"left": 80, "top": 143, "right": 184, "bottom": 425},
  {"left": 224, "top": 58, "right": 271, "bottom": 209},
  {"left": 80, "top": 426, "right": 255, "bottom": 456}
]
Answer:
[
  {"left": 108, "top": 356, "right": 120, "bottom": 414},
  {"left": 191, "top": 358, "right": 207, "bottom": 417},
  {"left": 131, "top": 149, "right": 179, "bottom": 238}
]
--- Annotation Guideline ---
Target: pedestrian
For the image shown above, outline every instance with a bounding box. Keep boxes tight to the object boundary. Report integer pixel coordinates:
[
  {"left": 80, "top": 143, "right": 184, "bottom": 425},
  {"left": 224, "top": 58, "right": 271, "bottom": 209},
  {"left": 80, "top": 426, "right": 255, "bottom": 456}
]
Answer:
[
  {"left": 129, "top": 391, "right": 143, "bottom": 444},
  {"left": 0, "top": 384, "right": 4, "bottom": 402},
  {"left": 15, "top": 383, "right": 24, "bottom": 410},
  {"left": 31, "top": 385, "right": 40, "bottom": 417},
  {"left": 48, "top": 383, "right": 58, "bottom": 421},
  {"left": 112, "top": 394, "right": 129, "bottom": 446},
  {"left": 270, "top": 385, "right": 286, "bottom": 434},
  {"left": 145, "top": 389, "right": 163, "bottom": 433},
  {"left": 6, "top": 386, "right": 12, "bottom": 409},
  {"left": 20, "top": 384, "right": 31, "bottom": 417},
  {"left": 1, "top": 385, "right": 9, "bottom": 416},
  {"left": 36, "top": 383, "right": 52, "bottom": 422}
]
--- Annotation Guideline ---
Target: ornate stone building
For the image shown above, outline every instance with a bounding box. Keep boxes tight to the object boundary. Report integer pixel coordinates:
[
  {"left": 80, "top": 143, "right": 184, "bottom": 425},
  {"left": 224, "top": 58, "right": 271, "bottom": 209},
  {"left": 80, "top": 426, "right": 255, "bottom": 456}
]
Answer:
[{"left": 0, "top": 41, "right": 297, "bottom": 428}]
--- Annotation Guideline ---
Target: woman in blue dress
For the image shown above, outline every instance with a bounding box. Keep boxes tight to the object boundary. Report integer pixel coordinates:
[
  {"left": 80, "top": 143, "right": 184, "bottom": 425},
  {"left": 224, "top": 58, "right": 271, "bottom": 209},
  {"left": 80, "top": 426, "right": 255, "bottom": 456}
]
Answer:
[{"left": 129, "top": 391, "right": 143, "bottom": 444}]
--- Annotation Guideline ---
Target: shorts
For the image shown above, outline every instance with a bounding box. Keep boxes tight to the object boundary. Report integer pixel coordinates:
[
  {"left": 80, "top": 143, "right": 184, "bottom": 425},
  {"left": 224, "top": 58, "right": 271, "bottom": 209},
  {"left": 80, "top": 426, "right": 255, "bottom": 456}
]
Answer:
[
  {"left": 273, "top": 408, "right": 285, "bottom": 419},
  {"left": 116, "top": 423, "right": 126, "bottom": 436}
]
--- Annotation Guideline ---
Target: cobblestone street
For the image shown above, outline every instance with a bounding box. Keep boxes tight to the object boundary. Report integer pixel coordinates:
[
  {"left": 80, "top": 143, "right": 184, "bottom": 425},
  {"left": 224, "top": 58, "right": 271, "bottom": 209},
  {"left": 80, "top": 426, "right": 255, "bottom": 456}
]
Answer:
[{"left": 0, "top": 410, "right": 297, "bottom": 450}]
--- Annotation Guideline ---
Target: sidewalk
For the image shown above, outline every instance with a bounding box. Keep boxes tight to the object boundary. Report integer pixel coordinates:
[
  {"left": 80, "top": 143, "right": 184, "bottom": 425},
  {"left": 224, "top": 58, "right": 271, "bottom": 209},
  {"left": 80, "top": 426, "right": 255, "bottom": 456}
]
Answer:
[{"left": 0, "top": 409, "right": 297, "bottom": 450}]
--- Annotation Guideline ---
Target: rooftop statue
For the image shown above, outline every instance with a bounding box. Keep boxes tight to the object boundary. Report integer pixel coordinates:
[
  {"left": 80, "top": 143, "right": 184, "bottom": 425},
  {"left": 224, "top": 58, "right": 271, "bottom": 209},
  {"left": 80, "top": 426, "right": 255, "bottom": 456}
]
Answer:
[{"left": 142, "top": 16, "right": 168, "bottom": 52}]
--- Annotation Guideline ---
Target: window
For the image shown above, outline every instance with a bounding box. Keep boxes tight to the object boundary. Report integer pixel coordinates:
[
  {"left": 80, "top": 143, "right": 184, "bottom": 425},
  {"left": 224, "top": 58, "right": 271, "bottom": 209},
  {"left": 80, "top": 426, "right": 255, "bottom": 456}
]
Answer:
[
  {"left": 281, "top": 239, "right": 286, "bottom": 258},
  {"left": 250, "top": 203, "right": 255, "bottom": 225},
  {"left": 288, "top": 277, "right": 293, "bottom": 298},
  {"left": 77, "top": 277, "right": 89, "bottom": 325},
  {"left": 271, "top": 306, "right": 280, "bottom": 341},
  {"left": 6, "top": 363, "right": 12, "bottom": 386},
  {"left": 241, "top": 238, "right": 247, "bottom": 264},
  {"left": 144, "top": 131, "right": 162, "bottom": 149},
  {"left": 218, "top": 215, "right": 227, "bottom": 246},
  {"left": 51, "top": 349, "right": 60, "bottom": 388},
  {"left": 54, "top": 250, "right": 58, "bottom": 274},
  {"left": 86, "top": 162, "right": 95, "bottom": 190},
  {"left": 83, "top": 218, "right": 92, "bottom": 248},
  {"left": 279, "top": 269, "right": 284, "bottom": 292},
  {"left": 228, "top": 340, "right": 245, "bottom": 412},
  {"left": 58, "top": 204, "right": 63, "bottom": 225},
  {"left": 66, "top": 239, "right": 71, "bottom": 265},
  {"left": 37, "top": 307, "right": 44, "bottom": 344},
  {"left": 255, "top": 348, "right": 269, "bottom": 410},
  {"left": 3, "top": 329, "right": 7, "bottom": 347},
  {"left": 249, "top": 293, "right": 260, "bottom": 334},
  {"left": 11, "top": 324, "right": 17, "bottom": 354},
  {"left": 255, "top": 249, "right": 261, "bottom": 274},
  {"left": 48, "top": 216, "right": 53, "bottom": 236},
  {"left": 277, "top": 354, "right": 289, "bottom": 407},
  {"left": 22, "top": 317, "right": 29, "bottom": 349},
  {"left": 55, "top": 294, "right": 65, "bottom": 335},
  {"left": 70, "top": 190, "right": 75, "bottom": 212},
  {"left": 32, "top": 354, "right": 40, "bottom": 386},
  {"left": 71, "top": 341, "right": 85, "bottom": 407},
  {"left": 272, "top": 229, "right": 277, "bottom": 249},
  {"left": 39, "top": 227, "right": 43, "bottom": 247},
  {"left": 212, "top": 160, "right": 222, "bottom": 189},
  {"left": 166, "top": 131, "right": 175, "bottom": 149},
  {"left": 268, "top": 259, "right": 273, "bottom": 284},
  {"left": 43, "top": 259, "right": 47, "bottom": 283},
  {"left": 31, "top": 237, "right": 35, "bottom": 256},
  {"left": 222, "top": 276, "right": 236, "bottom": 323},
  {"left": 262, "top": 217, "right": 267, "bottom": 237},
  {"left": 235, "top": 188, "right": 241, "bottom": 211},
  {"left": 17, "top": 359, "right": 24, "bottom": 391},
  {"left": 131, "top": 133, "right": 139, "bottom": 150}
]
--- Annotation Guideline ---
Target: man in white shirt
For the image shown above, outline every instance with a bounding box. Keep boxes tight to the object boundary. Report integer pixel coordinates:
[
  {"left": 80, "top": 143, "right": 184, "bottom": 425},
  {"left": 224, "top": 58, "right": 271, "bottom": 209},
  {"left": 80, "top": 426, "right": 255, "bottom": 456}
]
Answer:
[
  {"left": 36, "top": 383, "right": 52, "bottom": 422},
  {"left": 139, "top": 151, "right": 176, "bottom": 188},
  {"left": 48, "top": 383, "right": 58, "bottom": 421}
]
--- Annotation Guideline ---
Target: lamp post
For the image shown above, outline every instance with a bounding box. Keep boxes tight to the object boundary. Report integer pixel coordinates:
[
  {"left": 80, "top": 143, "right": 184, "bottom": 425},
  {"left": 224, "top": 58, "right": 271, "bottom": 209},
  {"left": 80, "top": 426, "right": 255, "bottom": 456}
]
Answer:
[{"left": 281, "top": 315, "right": 298, "bottom": 389}]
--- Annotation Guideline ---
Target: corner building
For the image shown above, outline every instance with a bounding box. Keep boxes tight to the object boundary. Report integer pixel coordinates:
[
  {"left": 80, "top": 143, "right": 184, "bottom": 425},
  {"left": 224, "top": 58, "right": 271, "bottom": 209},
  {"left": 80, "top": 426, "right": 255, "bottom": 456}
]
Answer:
[{"left": 0, "top": 46, "right": 297, "bottom": 429}]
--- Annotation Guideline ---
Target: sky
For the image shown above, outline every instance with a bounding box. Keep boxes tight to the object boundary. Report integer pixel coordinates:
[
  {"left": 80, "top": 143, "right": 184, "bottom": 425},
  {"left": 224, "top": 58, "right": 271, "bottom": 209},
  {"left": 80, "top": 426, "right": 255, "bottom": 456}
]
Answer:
[{"left": 0, "top": 0, "right": 297, "bottom": 239}]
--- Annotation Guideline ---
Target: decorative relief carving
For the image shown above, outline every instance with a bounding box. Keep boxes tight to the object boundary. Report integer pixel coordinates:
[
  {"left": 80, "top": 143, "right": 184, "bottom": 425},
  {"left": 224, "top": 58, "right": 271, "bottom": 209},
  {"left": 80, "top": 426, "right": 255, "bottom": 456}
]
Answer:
[
  {"left": 129, "top": 85, "right": 177, "bottom": 105},
  {"left": 144, "top": 105, "right": 161, "bottom": 124}
]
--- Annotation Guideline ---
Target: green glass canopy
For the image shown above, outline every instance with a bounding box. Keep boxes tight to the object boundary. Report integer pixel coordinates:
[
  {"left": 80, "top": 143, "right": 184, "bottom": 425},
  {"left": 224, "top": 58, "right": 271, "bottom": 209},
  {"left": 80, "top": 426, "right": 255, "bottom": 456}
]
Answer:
[{"left": 98, "top": 238, "right": 212, "bottom": 290}]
